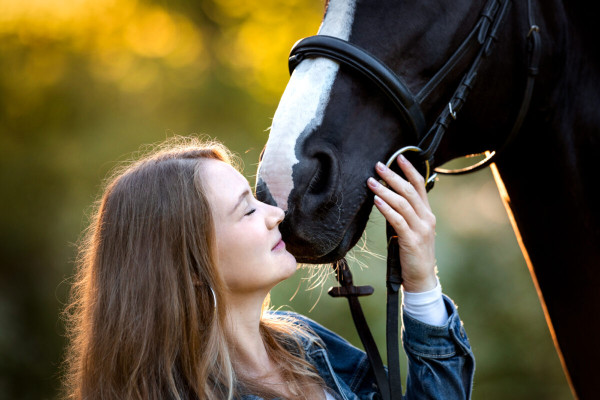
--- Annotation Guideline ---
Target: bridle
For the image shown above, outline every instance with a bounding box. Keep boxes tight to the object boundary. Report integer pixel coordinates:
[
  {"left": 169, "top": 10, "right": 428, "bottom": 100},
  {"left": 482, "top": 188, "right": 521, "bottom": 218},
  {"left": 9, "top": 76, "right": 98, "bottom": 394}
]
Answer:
[
  {"left": 286, "top": 1, "right": 541, "bottom": 399},
  {"left": 289, "top": 0, "right": 541, "bottom": 188}
]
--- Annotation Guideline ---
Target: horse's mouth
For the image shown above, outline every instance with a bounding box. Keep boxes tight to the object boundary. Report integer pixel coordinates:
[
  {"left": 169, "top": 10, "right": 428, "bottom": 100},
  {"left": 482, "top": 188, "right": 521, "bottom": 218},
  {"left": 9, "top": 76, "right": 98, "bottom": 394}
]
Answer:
[
  {"left": 291, "top": 223, "right": 358, "bottom": 264},
  {"left": 320, "top": 224, "right": 362, "bottom": 263},
  {"left": 288, "top": 197, "right": 373, "bottom": 264}
]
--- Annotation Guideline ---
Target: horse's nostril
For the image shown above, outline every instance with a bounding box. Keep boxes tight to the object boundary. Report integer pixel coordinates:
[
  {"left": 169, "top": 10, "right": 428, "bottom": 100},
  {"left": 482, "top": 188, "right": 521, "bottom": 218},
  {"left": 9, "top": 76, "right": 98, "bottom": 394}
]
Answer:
[{"left": 307, "top": 152, "right": 333, "bottom": 195}]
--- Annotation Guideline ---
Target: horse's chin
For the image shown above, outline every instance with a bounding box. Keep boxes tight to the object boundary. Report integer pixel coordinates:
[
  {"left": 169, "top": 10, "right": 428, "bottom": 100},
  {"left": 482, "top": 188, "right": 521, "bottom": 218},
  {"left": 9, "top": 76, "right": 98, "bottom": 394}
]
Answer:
[
  {"left": 286, "top": 200, "right": 372, "bottom": 264},
  {"left": 291, "top": 223, "right": 360, "bottom": 264}
]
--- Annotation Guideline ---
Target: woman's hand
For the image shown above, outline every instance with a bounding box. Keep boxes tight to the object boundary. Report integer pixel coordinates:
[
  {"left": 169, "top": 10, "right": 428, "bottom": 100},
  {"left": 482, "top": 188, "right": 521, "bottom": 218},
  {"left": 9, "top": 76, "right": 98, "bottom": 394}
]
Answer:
[{"left": 367, "top": 155, "right": 438, "bottom": 293}]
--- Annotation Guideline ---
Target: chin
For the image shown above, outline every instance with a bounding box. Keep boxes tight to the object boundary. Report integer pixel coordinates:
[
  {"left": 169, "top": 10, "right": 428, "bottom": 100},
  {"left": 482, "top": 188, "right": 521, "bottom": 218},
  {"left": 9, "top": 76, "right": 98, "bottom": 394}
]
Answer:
[{"left": 279, "top": 251, "right": 298, "bottom": 277}]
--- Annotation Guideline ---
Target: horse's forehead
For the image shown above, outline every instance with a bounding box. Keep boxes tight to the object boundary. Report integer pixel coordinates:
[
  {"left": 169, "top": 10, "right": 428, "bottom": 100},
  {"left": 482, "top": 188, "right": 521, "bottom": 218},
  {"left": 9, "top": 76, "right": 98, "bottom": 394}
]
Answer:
[
  {"left": 319, "top": 0, "right": 356, "bottom": 36},
  {"left": 257, "top": 0, "right": 357, "bottom": 210}
]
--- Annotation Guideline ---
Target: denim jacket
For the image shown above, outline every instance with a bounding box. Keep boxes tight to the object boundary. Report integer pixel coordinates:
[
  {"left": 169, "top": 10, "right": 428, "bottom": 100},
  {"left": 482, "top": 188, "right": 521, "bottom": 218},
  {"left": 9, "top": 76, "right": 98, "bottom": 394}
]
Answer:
[{"left": 242, "top": 295, "right": 475, "bottom": 400}]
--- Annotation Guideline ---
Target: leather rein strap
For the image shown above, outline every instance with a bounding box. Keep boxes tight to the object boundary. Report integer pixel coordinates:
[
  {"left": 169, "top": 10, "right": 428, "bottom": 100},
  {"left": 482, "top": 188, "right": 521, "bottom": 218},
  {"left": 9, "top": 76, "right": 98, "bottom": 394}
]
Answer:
[{"left": 295, "top": 1, "right": 542, "bottom": 399}]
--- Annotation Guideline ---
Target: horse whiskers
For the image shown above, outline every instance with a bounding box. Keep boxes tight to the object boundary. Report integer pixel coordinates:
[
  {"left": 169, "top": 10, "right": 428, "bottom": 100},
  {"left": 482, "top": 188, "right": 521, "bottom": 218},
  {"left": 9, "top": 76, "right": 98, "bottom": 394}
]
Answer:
[
  {"left": 303, "top": 263, "right": 331, "bottom": 291},
  {"left": 287, "top": 263, "right": 330, "bottom": 312},
  {"left": 287, "top": 278, "right": 302, "bottom": 302},
  {"left": 355, "top": 232, "right": 385, "bottom": 262},
  {"left": 332, "top": 192, "right": 344, "bottom": 224},
  {"left": 300, "top": 232, "right": 381, "bottom": 291}
]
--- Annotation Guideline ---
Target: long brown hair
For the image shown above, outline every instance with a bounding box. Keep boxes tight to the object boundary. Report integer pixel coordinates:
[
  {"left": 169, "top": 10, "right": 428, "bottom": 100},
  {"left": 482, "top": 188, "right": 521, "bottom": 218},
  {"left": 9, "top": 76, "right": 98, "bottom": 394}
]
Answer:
[{"left": 63, "top": 136, "right": 325, "bottom": 400}]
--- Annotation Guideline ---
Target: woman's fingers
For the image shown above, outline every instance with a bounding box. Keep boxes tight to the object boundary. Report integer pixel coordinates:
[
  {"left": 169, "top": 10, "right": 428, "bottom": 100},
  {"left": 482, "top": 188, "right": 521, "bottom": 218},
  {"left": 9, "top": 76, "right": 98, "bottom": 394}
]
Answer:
[
  {"left": 371, "top": 190, "right": 437, "bottom": 292},
  {"left": 374, "top": 157, "right": 432, "bottom": 221},
  {"left": 372, "top": 194, "right": 411, "bottom": 236},
  {"left": 368, "top": 176, "right": 421, "bottom": 229},
  {"left": 368, "top": 157, "right": 438, "bottom": 293},
  {"left": 395, "top": 154, "right": 430, "bottom": 207}
]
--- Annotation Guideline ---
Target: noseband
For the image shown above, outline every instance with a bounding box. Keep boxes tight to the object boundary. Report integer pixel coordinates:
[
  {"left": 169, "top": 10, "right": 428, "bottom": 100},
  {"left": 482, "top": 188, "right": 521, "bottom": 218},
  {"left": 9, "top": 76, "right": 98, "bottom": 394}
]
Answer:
[{"left": 289, "top": 0, "right": 541, "bottom": 184}]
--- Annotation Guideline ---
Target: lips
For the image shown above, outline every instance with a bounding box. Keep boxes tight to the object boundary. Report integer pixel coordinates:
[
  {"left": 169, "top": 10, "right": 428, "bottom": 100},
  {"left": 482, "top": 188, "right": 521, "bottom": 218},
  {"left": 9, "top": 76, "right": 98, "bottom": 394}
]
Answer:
[{"left": 272, "top": 238, "right": 286, "bottom": 251}]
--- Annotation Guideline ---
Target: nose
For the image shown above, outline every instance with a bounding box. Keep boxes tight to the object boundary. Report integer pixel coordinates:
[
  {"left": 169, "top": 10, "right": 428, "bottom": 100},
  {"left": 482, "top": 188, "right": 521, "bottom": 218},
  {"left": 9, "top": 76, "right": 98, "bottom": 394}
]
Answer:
[{"left": 266, "top": 204, "right": 285, "bottom": 229}]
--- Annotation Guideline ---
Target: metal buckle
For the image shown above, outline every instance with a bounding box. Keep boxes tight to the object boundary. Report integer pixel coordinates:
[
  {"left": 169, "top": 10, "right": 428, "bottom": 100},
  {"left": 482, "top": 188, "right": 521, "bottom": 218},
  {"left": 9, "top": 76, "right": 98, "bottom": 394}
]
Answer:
[
  {"left": 448, "top": 102, "right": 457, "bottom": 120},
  {"left": 384, "top": 146, "right": 437, "bottom": 191},
  {"left": 527, "top": 25, "right": 540, "bottom": 37},
  {"left": 385, "top": 145, "right": 431, "bottom": 184}
]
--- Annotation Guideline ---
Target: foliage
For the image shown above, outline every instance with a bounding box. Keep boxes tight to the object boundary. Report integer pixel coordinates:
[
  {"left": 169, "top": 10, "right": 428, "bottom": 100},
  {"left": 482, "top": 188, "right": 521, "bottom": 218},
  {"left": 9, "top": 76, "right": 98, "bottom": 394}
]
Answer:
[{"left": 0, "top": 0, "right": 571, "bottom": 398}]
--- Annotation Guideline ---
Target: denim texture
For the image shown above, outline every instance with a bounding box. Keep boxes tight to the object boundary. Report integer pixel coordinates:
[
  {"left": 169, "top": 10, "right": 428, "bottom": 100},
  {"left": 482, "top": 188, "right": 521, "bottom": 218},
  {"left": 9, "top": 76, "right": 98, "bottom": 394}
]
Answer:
[{"left": 241, "top": 295, "right": 475, "bottom": 400}]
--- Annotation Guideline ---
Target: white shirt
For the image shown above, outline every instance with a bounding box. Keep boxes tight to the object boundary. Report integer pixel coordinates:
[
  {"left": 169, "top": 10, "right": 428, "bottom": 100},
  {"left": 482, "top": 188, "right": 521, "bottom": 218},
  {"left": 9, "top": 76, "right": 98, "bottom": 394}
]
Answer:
[{"left": 402, "top": 277, "right": 448, "bottom": 326}]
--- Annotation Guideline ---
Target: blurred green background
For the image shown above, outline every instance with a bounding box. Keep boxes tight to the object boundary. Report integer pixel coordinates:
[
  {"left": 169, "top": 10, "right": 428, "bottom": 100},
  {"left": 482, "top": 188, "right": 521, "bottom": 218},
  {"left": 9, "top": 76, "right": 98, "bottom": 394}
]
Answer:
[{"left": 0, "top": 0, "right": 572, "bottom": 398}]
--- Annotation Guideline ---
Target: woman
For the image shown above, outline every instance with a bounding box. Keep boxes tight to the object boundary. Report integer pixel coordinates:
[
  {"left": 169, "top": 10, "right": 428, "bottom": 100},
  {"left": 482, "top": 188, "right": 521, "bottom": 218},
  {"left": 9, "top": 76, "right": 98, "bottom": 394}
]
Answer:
[{"left": 63, "top": 136, "right": 474, "bottom": 400}]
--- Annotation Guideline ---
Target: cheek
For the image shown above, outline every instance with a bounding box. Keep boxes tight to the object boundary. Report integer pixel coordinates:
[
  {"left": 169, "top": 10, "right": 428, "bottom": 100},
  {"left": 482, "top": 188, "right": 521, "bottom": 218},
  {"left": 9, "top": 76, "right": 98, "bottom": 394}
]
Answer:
[
  {"left": 218, "top": 224, "right": 262, "bottom": 257},
  {"left": 215, "top": 226, "right": 264, "bottom": 279}
]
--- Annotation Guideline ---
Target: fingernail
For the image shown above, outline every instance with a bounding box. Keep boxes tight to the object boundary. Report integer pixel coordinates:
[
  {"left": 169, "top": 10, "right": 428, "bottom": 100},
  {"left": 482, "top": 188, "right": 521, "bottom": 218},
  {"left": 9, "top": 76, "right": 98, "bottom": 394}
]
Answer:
[
  {"left": 398, "top": 154, "right": 407, "bottom": 163},
  {"left": 374, "top": 195, "right": 383, "bottom": 206},
  {"left": 367, "top": 177, "right": 379, "bottom": 188},
  {"left": 376, "top": 161, "right": 386, "bottom": 172}
]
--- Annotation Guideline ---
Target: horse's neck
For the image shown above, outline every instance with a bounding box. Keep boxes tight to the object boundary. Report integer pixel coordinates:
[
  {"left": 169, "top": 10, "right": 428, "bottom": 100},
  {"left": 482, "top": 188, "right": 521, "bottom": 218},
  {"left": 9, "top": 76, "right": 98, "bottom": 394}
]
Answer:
[
  {"left": 492, "top": 105, "right": 600, "bottom": 399},
  {"left": 492, "top": 51, "right": 600, "bottom": 395},
  {"left": 496, "top": 0, "right": 600, "bottom": 235},
  {"left": 493, "top": 22, "right": 600, "bottom": 261},
  {"left": 477, "top": 3, "right": 600, "bottom": 397},
  {"left": 493, "top": 121, "right": 599, "bottom": 256}
]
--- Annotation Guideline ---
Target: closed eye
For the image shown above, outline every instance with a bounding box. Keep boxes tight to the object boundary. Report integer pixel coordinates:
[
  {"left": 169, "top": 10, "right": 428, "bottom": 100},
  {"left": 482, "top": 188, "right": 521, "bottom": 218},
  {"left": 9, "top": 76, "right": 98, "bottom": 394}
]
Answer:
[{"left": 245, "top": 209, "right": 256, "bottom": 216}]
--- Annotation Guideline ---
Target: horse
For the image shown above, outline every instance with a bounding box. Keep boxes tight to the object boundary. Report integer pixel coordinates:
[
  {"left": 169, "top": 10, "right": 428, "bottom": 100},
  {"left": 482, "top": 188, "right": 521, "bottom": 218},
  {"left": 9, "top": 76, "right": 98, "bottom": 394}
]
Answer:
[{"left": 255, "top": 0, "right": 599, "bottom": 398}]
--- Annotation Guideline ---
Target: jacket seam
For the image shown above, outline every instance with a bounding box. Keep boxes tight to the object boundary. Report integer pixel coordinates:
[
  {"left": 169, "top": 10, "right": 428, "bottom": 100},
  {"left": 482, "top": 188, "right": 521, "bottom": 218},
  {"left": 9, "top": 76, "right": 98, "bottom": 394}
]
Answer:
[
  {"left": 348, "top": 355, "right": 370, "bottom": 391},
  {"left": 313, "top": 348, "right": 351, "bottom": 400}
]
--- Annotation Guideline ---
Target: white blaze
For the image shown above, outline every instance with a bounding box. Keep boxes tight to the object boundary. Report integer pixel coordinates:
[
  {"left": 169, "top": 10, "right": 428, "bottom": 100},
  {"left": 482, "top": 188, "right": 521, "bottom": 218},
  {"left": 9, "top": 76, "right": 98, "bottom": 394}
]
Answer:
[{"left": 258, "top": 0, "right": 356, "bottom": 210}]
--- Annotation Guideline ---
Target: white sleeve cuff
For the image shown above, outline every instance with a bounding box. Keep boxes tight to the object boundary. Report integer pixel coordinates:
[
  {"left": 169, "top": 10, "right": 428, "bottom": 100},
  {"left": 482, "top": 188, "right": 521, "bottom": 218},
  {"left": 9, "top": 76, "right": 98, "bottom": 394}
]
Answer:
[{"left": 402, "top": 278, "right": 448, "bottom": 327}]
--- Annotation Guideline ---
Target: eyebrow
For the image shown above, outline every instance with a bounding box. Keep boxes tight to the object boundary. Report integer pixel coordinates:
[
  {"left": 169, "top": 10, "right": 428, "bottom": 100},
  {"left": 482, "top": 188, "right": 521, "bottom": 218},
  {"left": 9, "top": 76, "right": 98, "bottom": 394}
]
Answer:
[{"left": 230, "top": 189, "right": 251, "bottom": 215}]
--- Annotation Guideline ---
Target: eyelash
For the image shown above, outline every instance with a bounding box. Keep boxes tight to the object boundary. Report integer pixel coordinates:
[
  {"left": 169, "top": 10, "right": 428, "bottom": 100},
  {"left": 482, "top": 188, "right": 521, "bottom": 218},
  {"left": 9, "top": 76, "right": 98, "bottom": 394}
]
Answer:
[{"left": 245, "top": 209, "right": 256, "bottom": 216}]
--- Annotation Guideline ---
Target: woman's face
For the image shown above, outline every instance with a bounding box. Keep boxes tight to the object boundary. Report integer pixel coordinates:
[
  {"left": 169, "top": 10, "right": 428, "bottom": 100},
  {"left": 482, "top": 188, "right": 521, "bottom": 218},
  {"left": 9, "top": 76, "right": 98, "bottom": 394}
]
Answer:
[{"left": 202, "top": 160, "right": 297, "bottom": 297}]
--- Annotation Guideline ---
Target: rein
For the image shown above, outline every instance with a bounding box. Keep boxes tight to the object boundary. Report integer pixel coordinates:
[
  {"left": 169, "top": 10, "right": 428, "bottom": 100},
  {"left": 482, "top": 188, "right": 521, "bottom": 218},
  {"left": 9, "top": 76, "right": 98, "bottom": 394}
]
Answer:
[{"left": 288, "top": 1, "right": 541, "bottom": 399}]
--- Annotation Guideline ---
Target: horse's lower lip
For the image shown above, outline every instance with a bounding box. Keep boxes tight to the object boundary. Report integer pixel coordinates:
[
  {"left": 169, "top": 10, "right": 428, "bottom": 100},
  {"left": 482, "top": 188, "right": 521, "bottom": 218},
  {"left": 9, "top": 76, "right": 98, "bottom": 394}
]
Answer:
[
  {"left": 291, "top": 223, "right": 357, "bottom": 263},
  {"left": 287, "top": 196, "right": 372, "bottom": 263}
]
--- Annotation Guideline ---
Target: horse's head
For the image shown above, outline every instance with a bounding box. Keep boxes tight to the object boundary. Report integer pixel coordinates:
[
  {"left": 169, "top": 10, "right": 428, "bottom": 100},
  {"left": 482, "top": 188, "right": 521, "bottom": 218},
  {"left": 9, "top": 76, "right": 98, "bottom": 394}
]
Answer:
[{"left": 256, "top": 0, "right": 523, "bottom": 263}]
